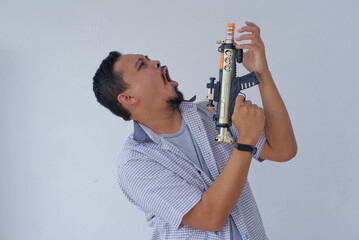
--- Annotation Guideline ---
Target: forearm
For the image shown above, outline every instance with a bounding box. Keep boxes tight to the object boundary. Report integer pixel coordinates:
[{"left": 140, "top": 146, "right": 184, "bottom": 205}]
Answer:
[
  {"left": 201, "top": 147, "right": 252, "bottom": 229},
  {"left": 182, "top": 95, "right": 264, "bottom": 232},
  {"left": 182, "top": 146, "right": 253, "bottom": 231},
  {"left": 257, "top": 70, "right": 297, "bottom": 161}
]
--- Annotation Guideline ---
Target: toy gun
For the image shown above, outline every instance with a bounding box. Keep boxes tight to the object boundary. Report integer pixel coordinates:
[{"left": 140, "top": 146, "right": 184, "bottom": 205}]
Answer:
[{"left": 206, "top": 23, "right": 260, "bottom": 144}]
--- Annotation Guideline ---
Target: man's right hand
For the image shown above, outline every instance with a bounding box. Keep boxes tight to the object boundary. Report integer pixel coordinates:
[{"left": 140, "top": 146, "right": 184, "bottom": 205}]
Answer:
[{"left": 232, "top": 95, "right": 265, "bottom": 146}]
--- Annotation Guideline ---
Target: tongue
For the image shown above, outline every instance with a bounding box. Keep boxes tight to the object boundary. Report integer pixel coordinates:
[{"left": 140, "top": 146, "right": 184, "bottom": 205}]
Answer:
[{"left": 166, "top": 69, "right": 178, "bottom": 87}]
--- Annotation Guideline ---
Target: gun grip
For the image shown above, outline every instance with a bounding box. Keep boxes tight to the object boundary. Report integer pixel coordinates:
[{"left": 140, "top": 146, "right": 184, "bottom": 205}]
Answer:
[{"left": 235, "top": 49, "right": 243, "bottom": 63}]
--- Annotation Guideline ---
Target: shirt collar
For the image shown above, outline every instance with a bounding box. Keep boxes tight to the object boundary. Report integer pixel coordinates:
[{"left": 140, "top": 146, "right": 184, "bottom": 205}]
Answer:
[
  {"left": 133, "top": 120, "right": 149, "bottom": 142},
  {"left": 183, "top": 95, "right": 196, "bottom": 102},
  {"left": 132, "top": 95, "right": 196, "bottom": 143}
]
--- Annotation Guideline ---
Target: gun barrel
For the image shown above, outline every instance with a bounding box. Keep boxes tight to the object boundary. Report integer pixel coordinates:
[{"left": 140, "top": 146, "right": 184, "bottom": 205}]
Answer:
[
  {"left": 226, "top": 23, "right": 235, "bottom": 41},
  {"left": 214, "top": 23, "right": 237, "bottom": 143}
]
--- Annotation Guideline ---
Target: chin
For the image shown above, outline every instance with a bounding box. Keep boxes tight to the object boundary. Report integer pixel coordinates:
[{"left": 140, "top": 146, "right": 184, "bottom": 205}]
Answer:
[{"left": 167, "top": 87, "right": 184, "bottom": 110}]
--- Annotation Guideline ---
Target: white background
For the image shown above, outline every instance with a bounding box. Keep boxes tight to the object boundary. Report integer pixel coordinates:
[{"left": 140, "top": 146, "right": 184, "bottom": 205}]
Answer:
[{"left": 1, "top": 0, "right": 358, "bottom": 239}]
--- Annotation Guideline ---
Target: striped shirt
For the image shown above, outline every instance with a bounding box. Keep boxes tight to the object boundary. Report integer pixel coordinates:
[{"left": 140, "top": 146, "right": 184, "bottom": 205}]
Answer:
[{"left": 118, "top": 99, "right": 268, "bottom": 240}]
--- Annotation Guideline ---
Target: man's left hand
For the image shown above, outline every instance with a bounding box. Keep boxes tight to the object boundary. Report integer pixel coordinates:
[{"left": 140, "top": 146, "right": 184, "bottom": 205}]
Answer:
[{"left": 234, "top": 21, "right": 270, "bottom": 78}]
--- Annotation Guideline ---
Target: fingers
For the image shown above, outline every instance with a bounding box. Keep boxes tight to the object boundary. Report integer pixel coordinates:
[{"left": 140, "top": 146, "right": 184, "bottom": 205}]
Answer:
[
  {"left": 242, "top": 100, "right": 258, "bottom": 109},
  {"left": 235, "top": 35, "right": 254, "bottom": 50},
  {"left": 251, "top": 104, "right": 259, "bottom": 110},
  {"left": 235, "top": 21, "right": 262, "bottom": 50},
  {"left": 233, "top": 41, "right": 251, "bottom": 51},
  {"left": 242, "top": 99, "right": 252, "bottom": 107},
  {"left": 235, "top": 94, "right": 245, "bottom": 106},
  {"left": 235, "top": 34, "right": 255, "bottom": 41},
  {"left": 235, "top": 96, "right": 260, "bottom": 108},
  {"left": 236, "top": 43, "right": 252, "bottom": 50},
  {"left": 240, "top": 98, "right": 263, "bottom": 112},
  {"left": 245, "top": 21, "right": 259, "bottom": 27},
  {"left": 237, "top": 21, "right": 261, "bottom": 35},
  {"left": 237, "top": 26, "right": 259, "bottom": 35}
]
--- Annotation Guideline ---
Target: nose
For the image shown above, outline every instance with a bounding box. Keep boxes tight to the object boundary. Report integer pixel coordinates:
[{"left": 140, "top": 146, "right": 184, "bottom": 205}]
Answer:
[{"left": 153, "top": 60, "right": 161, "bottom": 69}]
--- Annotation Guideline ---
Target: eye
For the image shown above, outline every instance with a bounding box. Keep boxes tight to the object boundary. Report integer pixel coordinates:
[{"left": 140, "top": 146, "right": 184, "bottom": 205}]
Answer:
[{"left": 139, "top": 61, "right": 145, "bottom": 70}]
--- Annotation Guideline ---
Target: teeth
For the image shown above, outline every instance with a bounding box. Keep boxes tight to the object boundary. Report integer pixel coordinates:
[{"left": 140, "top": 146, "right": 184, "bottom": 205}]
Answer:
[{"left": 165, "top": 68, "right": 170, "bottom": 82}]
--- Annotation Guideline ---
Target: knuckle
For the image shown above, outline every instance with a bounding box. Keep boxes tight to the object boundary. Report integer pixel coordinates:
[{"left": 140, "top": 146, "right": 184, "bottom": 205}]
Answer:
[
  {"left": 255, "top": 109, "right": 263, "bottom": 116},
  {"left": 241, "top": 106, "right": 249, "bottom": 113}
]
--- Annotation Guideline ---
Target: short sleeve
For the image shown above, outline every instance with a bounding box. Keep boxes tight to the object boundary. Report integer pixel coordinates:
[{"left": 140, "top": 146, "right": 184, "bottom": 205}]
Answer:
[
  {"left": 253, "top": 131, "right": 266, "bottom": 162},
  {"left": 118, "top": 156, "right": 203, "bottom": 230}
]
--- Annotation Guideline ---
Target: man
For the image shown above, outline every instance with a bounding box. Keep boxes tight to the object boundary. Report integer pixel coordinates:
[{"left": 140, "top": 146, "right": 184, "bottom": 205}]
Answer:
[{"left": 93, "top": 21, "right": 297, "bottom": 240}]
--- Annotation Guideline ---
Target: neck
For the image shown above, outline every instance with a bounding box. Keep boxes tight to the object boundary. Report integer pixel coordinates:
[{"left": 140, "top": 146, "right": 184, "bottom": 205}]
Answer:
[{"left": 135, "top": 107, "right": 182, "bottom": 135}]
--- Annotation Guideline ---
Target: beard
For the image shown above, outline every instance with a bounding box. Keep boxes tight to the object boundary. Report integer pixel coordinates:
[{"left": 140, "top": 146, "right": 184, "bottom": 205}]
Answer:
[{"left": 166, "top": 87, "right": 184, "bottom": 110}]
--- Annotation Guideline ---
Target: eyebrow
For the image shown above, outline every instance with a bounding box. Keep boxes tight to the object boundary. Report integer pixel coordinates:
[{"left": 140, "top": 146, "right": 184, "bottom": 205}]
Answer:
[{"left": 135, "top": 55, "right": 150, "bottom": 70}]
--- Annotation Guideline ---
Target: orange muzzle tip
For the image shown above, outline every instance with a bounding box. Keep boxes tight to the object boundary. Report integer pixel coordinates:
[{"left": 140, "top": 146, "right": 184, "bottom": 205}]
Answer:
[{"left": 208, "top": 106, "right": 214, "bottom": 111}]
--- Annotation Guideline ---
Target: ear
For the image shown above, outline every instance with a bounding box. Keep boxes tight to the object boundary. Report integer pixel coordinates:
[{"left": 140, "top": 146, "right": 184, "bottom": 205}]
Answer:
[{"left": 117, "top": 93, "right": 139, "bottom": 106}]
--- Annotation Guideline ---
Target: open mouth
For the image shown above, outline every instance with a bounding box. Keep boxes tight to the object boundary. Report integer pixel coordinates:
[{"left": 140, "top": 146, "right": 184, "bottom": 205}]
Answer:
[{"left": 162, "top": 66, "right": 178, "bottom": 87}]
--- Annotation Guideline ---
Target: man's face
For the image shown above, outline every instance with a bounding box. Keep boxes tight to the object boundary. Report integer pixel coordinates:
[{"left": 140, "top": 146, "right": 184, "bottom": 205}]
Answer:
[{"left": 113, "top": 54, "right": 183, "bottom": 113}]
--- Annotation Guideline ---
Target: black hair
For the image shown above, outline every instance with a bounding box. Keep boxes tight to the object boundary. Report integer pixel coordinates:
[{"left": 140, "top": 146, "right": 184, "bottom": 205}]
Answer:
[{"left": 93, "top": 51, "right": 131, "bottom": 120}]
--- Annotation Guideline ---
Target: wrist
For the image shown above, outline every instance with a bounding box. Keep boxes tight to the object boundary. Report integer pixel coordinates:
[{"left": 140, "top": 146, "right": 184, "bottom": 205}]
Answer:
[
  {"left": 237, "top": 136, "right": 257, "bottom": 146},
  {"left": 256, "top": 69, "right": 271, "bottom": 81},
  {"left": 234, "top": 142, "right": 257, "bottom": 155}
]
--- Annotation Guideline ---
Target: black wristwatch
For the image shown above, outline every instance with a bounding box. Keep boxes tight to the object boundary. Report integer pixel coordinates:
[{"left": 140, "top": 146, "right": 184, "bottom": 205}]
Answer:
[{"left": 234, "top": 142, "right": 257, "bottom": 155}]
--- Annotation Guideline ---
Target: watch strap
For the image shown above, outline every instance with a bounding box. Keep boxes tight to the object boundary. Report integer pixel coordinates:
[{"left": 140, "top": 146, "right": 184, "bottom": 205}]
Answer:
[{"left": 234, "top": 142, "right": 257, "bottom": 155}]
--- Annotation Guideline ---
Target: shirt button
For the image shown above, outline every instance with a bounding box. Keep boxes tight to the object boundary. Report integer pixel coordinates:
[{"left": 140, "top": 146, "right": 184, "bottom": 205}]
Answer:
[{"left": 197, "top": 170, "right": 201, "bottom": 174}]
